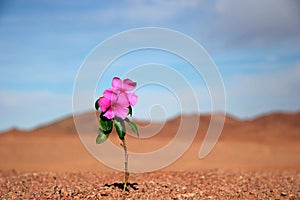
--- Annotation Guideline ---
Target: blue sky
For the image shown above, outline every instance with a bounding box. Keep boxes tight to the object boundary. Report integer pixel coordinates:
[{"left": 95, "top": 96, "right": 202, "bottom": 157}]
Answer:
[{"left": 0, "top": 0, "right": 300, "bottom": 131}]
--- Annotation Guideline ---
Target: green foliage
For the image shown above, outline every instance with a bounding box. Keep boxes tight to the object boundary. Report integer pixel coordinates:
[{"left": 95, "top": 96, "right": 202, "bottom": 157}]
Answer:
[
  {"left": 114, "top": 118, "right": 126, "bottom": 139},
  {"left": 125, "top": 118, "right": 139, "bottom": 137},
  {"left": 95, "top": 99, "right": 100, "bottom": 110},
  {"left": 98, "top": 112, "right": 113, "bottom": 134},
  {"left": 128, "top": 106, "right": 132, "bottom": 117},
  {"left": 96, "top": 128, "right": 109, "bottom": 144},
  {"left": 99, "top": 117, "right": 113, "bottom": 132}
]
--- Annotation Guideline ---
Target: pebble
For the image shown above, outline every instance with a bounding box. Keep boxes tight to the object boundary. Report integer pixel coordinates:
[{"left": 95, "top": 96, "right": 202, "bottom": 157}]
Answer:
[
  {"left": 0, "top": 170, "right": 299, "bottom": 199},
  {"left": 281, "top": 191, "right": 288, "bottom": 196}
]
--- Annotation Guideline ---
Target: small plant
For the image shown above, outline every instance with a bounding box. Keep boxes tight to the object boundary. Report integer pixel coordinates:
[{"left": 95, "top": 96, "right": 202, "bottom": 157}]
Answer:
[{"left": 95, "top": 77, "right": 139, "bottom": 191}]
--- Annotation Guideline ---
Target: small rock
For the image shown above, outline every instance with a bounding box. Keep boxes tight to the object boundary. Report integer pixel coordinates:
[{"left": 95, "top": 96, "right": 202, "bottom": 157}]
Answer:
[
  {"left": 281, "top": 192, "right": 288, "bottom": 197},
  {"left": 289, "top": 194, "right": 296, "bottom": 200}
]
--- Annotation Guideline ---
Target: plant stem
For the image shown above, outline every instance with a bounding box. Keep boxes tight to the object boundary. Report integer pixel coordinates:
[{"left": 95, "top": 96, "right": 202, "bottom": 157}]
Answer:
[{"left": 121, "top": 138, "right": 129, "bottom": 191}]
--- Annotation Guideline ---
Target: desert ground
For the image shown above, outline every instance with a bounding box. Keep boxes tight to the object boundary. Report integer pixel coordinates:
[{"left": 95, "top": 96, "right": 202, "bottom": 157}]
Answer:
[{"left": 0, "top": 111, "right": 299, "bottom": 199}]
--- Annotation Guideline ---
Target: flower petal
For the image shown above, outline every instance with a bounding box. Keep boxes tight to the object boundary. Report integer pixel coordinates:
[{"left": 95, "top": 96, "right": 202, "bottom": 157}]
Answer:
[
  {"left": 103, "top": 88, "right": 114, "bottom": 99},
  {"left": 128, "top": 93, "right": 138, "bottom": 106},
  {"left": 98, "top": 97, "right": 111, "bottom": 112},
  {"left": 123, "top": 78, "right": 137, "bottom": 91},
  {"left": 103, "top": 108, "right": 115, "bottom": 119},
  {"left": 103, "top": 88, "right": 119, "bottom": 102},
  {"left": 113, "top": 105, "right": 129, "bottom": 119},
  {"left": 112, "top": 77, "right": 122, "bottom": 90},
  {"left": 117, "top": 92, "right": 130, "bottom": 107}
]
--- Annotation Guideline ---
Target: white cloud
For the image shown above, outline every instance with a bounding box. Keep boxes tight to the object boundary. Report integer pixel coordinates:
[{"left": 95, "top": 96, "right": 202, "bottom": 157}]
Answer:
[
  {"left": 0, "top": 90, "right": 71, "bottom": 131},
  {"left": 121, "top": 0, "right": 200, "bottom": 22},
  {"left": 212, "top": 0, "right": 300, "bottom": 48},
  {"left": 266, "top": 55, "right": 277, "bottom": 62},
  {"left": 100, "top": 0, "right": 201, "bottom": 24},
  {"left": 226, "top": 63, "right": 300, "bottom": 117},
  {"left": 1, "top": 0, "right": 201, "bottom": 26},
  {"left": 231, "top": 64, "right": 300, "bottom": 96}
]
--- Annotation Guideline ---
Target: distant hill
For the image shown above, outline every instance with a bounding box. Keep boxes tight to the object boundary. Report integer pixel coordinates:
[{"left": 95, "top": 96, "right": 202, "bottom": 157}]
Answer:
[
  {"left": 0, "top": 111, "right": 299, "bottom": 172},
  {"left": 1, "top": 111, "right": 299, "bottom": 141}
]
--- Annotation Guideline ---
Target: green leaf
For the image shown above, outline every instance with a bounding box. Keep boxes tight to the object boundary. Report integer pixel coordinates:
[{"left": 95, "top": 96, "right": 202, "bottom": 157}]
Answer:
[
  {"left": 96, "top": 128, "right": 109, "bottom": 144},
  {"left": 128, "top": 106, "right": 132, "bottom": 117},
  {"left": 114, "top": 118, "right": 126, "bottom": 140},
  {"left": 99, "top": 118, "right": 113, "bottom": 132},
  {"left": 95, "top": 99, "right": 100, "bottom": 110},
  {"left": 99, "top": 113, "right": 113, "bottom": 134},
  {"left": 125, "top": 118, "right": 139, "bottom": 137}
]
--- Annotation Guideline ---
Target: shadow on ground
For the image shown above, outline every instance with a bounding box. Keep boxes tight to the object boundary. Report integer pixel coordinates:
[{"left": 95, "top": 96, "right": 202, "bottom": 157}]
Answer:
[{"left": 104, "top": 182, "right": 138, "bottom": 191}]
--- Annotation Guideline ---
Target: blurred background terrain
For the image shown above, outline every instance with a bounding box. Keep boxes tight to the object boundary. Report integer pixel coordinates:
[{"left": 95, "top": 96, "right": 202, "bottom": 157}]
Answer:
[{"left": 0, "top": 111, "right": 299, "bottom": 172}]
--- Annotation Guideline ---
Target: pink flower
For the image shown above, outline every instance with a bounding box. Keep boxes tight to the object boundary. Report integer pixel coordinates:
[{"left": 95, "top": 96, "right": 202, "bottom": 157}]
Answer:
[
  {"left": 98, "top": 77, "right": 138, "bottom": 119},
  {"left": 112, "top": 77, "right": 138, "bottom": 106}
]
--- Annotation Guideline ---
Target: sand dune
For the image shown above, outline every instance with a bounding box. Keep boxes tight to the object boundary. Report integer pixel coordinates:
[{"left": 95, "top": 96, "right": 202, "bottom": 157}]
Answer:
[{"left": 0, "top": 111, "right": 299, "bottom": 172}]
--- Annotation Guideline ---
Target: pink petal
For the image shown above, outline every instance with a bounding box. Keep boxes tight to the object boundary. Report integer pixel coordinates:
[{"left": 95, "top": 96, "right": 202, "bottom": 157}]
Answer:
[
  {"left": 123, "top": 78, "right": 136, "bottom": 91},
  {"left": 103, "top": 88, "right": 114, "bottom": 99},
  {"left": 103, "top": 108, "right": 115, "bottom": 119},
  {"left": 112, "top": 77, "right": 122, "bottom": 90},
  {"left": 104, "top": 88, "right": 118, "bottom": 102},
  {"left": 113, "top": 105, "right": 129, "bottom": 119},
  {"left": 99, "top": 97, "right": 111, "bottom": 112},
  {"left": 128, "top": 93, "right": 138, "bottom": 106},
  {"left": 117, "top": 92, "right": 130, "bottom": 107}
]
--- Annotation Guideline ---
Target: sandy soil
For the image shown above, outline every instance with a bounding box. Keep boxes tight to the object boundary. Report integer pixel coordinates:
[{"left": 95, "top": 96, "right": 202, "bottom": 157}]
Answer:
[{"left": 1, "top": 170, "right": 299, "bottom": 199}]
